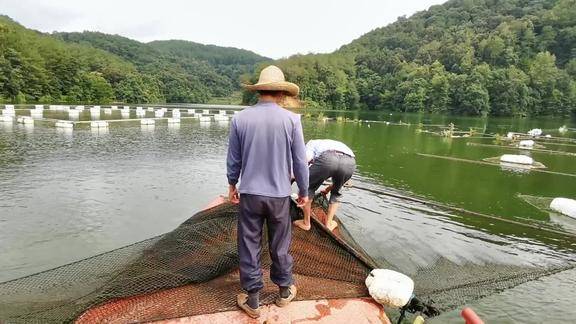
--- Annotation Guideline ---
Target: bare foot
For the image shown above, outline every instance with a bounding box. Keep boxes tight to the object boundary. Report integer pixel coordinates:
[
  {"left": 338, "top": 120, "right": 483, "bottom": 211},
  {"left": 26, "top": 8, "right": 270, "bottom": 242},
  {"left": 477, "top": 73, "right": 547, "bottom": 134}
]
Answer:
[
  {"left": 293, "top": 220, "right": 311, "bottom": 231},
  {"left": 326, "top": 220, "right": 338, "bottom": 231}
]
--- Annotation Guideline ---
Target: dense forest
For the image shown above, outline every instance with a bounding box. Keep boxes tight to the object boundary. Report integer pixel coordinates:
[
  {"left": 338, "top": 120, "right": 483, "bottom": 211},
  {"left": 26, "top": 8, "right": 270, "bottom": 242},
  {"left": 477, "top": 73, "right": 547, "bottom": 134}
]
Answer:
[
  {"left": 247, "top": 0, "right": 576, "bottom": 116},
  {"left": 0, "top": 16, "right": 268, "bottom": 104}
]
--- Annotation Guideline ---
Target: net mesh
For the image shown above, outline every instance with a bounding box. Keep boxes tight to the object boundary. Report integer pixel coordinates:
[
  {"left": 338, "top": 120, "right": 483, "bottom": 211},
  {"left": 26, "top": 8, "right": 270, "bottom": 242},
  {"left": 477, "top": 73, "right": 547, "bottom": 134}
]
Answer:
[
  {"left": 1, "top": 198, "right": 576, "bottom": 323},
  {"left": 0, "top": 201, "right": 370, "bottom": 323}
]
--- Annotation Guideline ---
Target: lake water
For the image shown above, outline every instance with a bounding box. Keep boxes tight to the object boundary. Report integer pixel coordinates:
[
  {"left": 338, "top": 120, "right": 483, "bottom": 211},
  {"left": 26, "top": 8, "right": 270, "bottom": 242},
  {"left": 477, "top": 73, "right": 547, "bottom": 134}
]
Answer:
[{"left": 1, "top": 108, "right": 575, "bottom": 323}]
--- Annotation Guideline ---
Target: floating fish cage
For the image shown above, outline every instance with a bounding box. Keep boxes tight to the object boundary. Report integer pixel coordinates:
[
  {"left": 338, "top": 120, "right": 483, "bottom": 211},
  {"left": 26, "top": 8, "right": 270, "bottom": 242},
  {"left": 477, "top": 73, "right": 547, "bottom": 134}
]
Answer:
[
  {"left": 55, "top": 121, "right": 74, "bottom": 129},
  {"left": 17, "top": 116, "right": 34, "bottom": 125},
  {"left": 90, "top": 121, "right": 109, "bottom": 128},
  {"left": 483, "top": 155, "right": 546, "bottom": 169}
]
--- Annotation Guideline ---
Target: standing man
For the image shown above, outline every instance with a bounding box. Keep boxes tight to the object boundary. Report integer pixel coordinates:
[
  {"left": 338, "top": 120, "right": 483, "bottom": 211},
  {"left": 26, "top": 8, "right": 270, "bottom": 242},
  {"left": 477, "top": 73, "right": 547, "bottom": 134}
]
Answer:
[
  {"left": 227, "top": 65, "right": 309, "bottom": 318},
  {"left": 293, "top": 139, "right": 356, "bottom": 232}
]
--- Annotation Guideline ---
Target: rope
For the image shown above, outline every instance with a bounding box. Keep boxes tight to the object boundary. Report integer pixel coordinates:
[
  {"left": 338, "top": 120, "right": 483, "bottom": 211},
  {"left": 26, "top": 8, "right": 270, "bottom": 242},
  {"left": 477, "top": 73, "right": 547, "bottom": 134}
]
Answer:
[
  {"left": 467, "top": 142, "right": 576, "bottom": 157},
  {"left": 348, "top": 181, "right": 576, "bottom": 239},
  {"left": 417, "top": 153, "right": 576, "bottom": 178}
]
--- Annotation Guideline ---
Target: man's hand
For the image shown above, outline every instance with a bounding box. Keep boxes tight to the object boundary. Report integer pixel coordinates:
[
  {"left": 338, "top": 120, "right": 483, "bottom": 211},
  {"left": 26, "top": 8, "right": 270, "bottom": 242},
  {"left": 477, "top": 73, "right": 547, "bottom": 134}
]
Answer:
[
  {"left": 228, "top": 185, "right": 240, "bottom": 204},
  {"left": 296, "top": 195, "right": 309, "bottom": 208}
]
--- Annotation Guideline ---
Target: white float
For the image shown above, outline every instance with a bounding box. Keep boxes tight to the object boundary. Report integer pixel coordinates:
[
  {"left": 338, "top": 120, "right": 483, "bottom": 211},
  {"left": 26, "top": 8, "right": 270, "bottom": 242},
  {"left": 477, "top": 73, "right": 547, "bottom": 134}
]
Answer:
[
  {"left": 500, "top": 154, "right": 534, "bottom": 165},
  {"left": 141, "top": 119, "right": 155, "bottom": 125},
  {"left": 147, "top": 107, "right": 154, "bottom": 112},
  {"left": 5, "top": 105, "right": 15, "bottom": 110},
  {"left": 55, "top": 121, "right": 74, "bottom": 129},
  {"left": 559, "top": 126, "right": 568, "bottom": 133},
  {"left": 172, "top": 109, "right": 181, "bottom": 118},
  {"left": 34, "top": 105, "right": 44, "bottom": 110},
  {"left": 518, "top": 140, "right": 535, "bottom": 148},
  {"left": 167, "top": 118, "right": 180, "bottom": 124},
  {"left": 93, "top": 106, "right": 101, "bottom": 109},
  {"left": 0, "top": 116, "right": 14, "bottom": 122},
  {"left": 365, "top": 269, "right": 414, "bottom": 308},
  {"left": 154, "top": 110, "right": 164, "bottom": 118},
  {"left": 123, "top": 106, "right": 130, "bottom": 110},
  {"left": 187, "top": 109, "right": 195, "bottom": 114},
  {"left": 202, "top": 109, "right": 209, "bottom": 115},
  {"left": 90, "top": 121, "right": 109, "bottom": 128},
  {"left": 2, "top": 109, "right": 15, "bottom": 116},
  {"left": 111, "top": 105, "right": 118, "bottom": 110},
  {"left": 528, "top": 128, "right": 542, "bottom": 137},
  {"left": 199, "top": 116, "right": 212, "bottom": 123},
  {"left": 136, "top": 110, "right": 146, "bottom": 118},
  {"left": 219, "top": 110, "right": 227, "bottom": 115},
  {"left": 121, "top": 111, "right": 130, "bottom": 119},
  {"left": 17, "top": 116, "right": 34, "bottom": 124},
  {"left": 75, "top": 106, "right": 84, "bottom": 111},
  {"left": 550, "top": 198, "right": 576, "bottom": 218}
]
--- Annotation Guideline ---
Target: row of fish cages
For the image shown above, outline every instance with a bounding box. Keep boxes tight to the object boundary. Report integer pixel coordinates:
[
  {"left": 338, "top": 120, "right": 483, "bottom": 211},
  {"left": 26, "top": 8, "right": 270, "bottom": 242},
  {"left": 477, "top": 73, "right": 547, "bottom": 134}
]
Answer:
[{"left": 0, "top": 104, "right": 238, "bottom": 130}]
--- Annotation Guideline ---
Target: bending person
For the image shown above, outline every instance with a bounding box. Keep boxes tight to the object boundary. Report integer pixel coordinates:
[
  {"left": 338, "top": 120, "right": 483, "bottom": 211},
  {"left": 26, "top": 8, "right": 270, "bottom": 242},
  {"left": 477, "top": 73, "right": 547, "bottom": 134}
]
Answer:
[{"left": 294, "top": 139, "right": 356, "bottom": 231}]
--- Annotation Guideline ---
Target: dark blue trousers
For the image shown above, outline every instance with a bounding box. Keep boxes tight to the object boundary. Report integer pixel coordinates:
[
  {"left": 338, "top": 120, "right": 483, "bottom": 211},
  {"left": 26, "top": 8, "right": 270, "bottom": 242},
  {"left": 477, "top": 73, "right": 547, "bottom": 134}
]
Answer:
[{"left": 238, "top": 194, "right": 293, "bottom": 292}]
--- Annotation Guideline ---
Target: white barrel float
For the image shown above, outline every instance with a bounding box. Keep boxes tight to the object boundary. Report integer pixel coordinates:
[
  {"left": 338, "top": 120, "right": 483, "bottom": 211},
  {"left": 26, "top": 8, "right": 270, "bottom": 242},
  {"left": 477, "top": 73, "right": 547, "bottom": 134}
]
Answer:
[
  {"left": 559, "top": 126, "right": 568, "bottom": 133},
  {"left": 75, "top": 106, "right": 84, "bottom": 111},
  {"left": 2, "top": 109, "right": 15, "bottom": 116},
  {"left": 202, "top": 109, "right": 209, "bottom": 115},
  {"left": 111, "top": 105, "right": 118, "bottom": 110},
  {"left": 35, "top": 105, "right": 44, "bottom": 110},
  {"left": 167, "top": 118, "right": 180, "bottom": 124},
  {"left": 154, "top": 110, "right": 164, "bottom": 118},
  {"left": 123, "top": 106, "right": 130, "bottom": 110},
  {"left": 199, "top": 116, "right": 212, "bottom": 123},
  {"left": 187, "top": 109, "right": 195, "bottom": 114},
  {"left": 172, "top": 109, "right": 181, "bottom": 118},
  {"left": 103, "top": 108, "right": 111, "bottom": 114},
  {"left": 219, "top": 110, "right": 227, "bottom": 115},
  {"left": 365, "top": 269, "right": 414, "bottom": 308},
  {"left": 136, "top": 110, "right": 146, "bottom": 117},
  {"left": 55, "top": 121, "right": 74, "bottom": 129},
  {"left": 147, "top": 107, "right": 154, "bottom": 111},
  {"left": 500, "top": 154, "right": 533, "bottom": 165},
  {"left": 518, "top": 140, "right": 535, "bottom": 148},
  {"left": 141, "top": 119, "right": 155, "bottom": 125},
  {"left": 527, "top": 128, "right": 542, "bottom": 137},
  {"left": 136, "top": 107, "right": 143, "bottom": 111},
  {"left": 90, "top": 121, "right": 109, "bottom": 128},
  {"left": 5, "top": 105, "right": 15, "bottom": 110},
  {"left": 17, "top": 116, "right": 34, "bottom": 124},
  {"left": 550, "top": 198, "right": 576, "bottom": 218},
  {"left": 0, "top": 115, "right": 14, "bottom": 122}
]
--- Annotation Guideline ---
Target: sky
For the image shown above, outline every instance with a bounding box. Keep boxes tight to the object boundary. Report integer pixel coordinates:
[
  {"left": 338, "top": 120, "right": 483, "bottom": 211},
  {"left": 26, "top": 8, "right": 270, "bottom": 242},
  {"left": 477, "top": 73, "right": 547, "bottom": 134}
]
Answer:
[{"left": 0, "top": 0, "right": 447, "bottom": 59}]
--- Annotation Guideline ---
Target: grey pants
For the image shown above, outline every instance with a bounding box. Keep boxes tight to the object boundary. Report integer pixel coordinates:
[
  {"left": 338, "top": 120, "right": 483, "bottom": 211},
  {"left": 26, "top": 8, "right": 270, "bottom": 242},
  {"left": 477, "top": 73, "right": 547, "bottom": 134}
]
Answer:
[
  {"left": 237, "top": 194, "right": 293, "bottom": 292},
  {"left": 308, "top": 151, "right": 356, "bottom": 203}
]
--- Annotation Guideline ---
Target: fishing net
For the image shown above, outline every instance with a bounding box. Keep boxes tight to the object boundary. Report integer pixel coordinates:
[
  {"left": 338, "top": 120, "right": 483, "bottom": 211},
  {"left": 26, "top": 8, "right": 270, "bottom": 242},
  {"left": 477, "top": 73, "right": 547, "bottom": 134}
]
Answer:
[
  {"left": 1, "top": 196, "right": 576, "bottom": 324},
  {"left": 0, "top": 201, "right": 371, "bottom": 323}
]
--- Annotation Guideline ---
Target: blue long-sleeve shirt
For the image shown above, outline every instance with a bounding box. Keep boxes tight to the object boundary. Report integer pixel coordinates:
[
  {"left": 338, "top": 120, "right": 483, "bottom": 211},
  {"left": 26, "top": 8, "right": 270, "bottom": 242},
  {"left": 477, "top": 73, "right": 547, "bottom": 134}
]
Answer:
[{"left": 227, "top": 101, "right": 309, "bottom": 198}]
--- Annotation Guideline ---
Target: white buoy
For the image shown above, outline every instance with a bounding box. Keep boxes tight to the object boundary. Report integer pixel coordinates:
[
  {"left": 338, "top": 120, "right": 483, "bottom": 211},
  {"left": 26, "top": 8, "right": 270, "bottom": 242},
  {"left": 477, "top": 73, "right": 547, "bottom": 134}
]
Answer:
[
  {"left": 5, "top": 105, "right": 15, "bottom": 110},
  {"left": 519, "top": 140, "right": 535, "bottom": 148},
  {"left": 90, "top": 121, "right": 109, "bottom": 128},
  {"left": 90, "top": 107, "right": 100, "bottom": 113},
  {"left": 365, "top": 269, "right": 414, "bottom": 308},
  {"left": 55, "top": 121, "right": 74, "bottom": 129},
  {"left": 147, "top": 107, "right": 154, "bottom": 111},
  {"left": 167, "top": 118, "right": 180, "bottom": 124},
  {"left": 141, "top": 119, "right": 155, "bottom": 125},
  {"left": 202, "top": 109, "right": 209, "bottom": 115},
  {"left": 123, "top": 106, "right": 130, "bottom": 110},
  {"left": 219, "top": 110, "right": 227, "bottom": 115},
  {"left": 528, "top": 128, "right": 542, "bottom": 137},
  {"left": 545, "top": 134, "right": 552, "bottom": 138},
  {"left": 76, "top": 105, "right": 85, "bottom": 111},
  {"left": 550, "top": 198, "right": 576, "bottom": 218},
  {"left": 136, "top": 110, "right": 146, "bottom": 118},
  {"left": 111, "top": 105, "right": 118, "bottom": 110},
  {"left": 172, "top": 110, "right": 181, "bottom": 118},
  {"left": 187, "top": 109, "right": 195, "bottom": 114},
  {"left": 136, "top": 106, "right": 143, "bottom": 111},
  {"left": 199, "top": 116, "right": 212, "bottom": 123},
  {"left": 0, "top": 116, "right": 14, "bottom": 122},
  {"left": 500, "top": 154, "right": 534, "bottom": 165},
  {"left": 154, "top": 110, "right": 164, "bottom": 118},
  {"left": 93, "top": 105, "right": 101, "bottom": 109},
  {"left": 2, "top": 109, "right": 15, "bottom": 116},
  {"left": 121, "top": 111, "right": 130, "bottom": 119},
  {"left": 35, "top": 105, "right": 44, "bottom": 110},
  {"left": 559, "top": 126, "right": 568, "bottom": 133},
  {"left": 17, "top": 116, "right": 34, "bottom": 124}
]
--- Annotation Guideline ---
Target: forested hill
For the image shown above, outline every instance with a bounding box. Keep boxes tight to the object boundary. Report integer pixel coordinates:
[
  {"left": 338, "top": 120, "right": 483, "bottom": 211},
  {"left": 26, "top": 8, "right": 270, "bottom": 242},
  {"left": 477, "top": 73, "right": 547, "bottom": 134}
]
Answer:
[
  {"left": 0, "top": 16, "right": 269, "bottom": 104},
  {"left": 263, "top": 0, "right": 576, "bottom": 116}
]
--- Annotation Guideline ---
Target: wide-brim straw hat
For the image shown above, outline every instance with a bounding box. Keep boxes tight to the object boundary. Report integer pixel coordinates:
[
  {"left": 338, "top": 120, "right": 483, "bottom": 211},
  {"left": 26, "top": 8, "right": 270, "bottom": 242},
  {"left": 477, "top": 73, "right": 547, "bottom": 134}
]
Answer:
[{"left": 243, "top": 65, "right": 299, "bottom": 97}]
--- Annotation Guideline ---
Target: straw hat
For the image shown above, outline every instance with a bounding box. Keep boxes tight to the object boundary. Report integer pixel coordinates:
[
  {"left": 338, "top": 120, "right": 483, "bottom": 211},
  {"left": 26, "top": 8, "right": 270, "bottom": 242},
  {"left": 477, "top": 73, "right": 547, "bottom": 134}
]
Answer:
[{"left": 244, "top": 65, "right": 299, "bottom": 97}]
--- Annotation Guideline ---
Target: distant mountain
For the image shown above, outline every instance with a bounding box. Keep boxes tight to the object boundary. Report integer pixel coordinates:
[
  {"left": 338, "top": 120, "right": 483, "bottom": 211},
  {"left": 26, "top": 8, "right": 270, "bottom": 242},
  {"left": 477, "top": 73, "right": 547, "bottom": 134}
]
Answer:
[
  {"left": 262, "top": 0, "right": 576, "bottom": 116},
  {"left": 0, "top": 16, "right": 269, "bottom": 104}
]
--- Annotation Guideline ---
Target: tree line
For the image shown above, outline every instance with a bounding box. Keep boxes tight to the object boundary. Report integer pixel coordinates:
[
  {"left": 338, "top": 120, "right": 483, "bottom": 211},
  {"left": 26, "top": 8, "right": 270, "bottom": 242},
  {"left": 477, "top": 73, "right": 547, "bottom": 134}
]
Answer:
[
  {"left": 249, "top": 0, "right": 576, "bottom": 116},
  {"left": 0, "top": 16, "right": 269, "bottom": 105}
]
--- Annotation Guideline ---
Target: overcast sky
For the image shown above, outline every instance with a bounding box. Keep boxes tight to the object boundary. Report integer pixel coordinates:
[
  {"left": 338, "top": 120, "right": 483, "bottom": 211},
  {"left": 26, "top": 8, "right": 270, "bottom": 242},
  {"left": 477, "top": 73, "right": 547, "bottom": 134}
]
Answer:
[{"left": 0, "top": 0, "right": 446, "bottom": 59}]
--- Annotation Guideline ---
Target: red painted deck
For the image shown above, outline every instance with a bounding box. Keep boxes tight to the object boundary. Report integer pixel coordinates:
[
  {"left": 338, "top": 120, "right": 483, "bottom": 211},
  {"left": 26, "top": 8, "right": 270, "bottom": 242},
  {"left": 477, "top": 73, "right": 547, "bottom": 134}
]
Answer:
[{"left": 159, "top": 297, "right": 390, "bottom": 324}]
